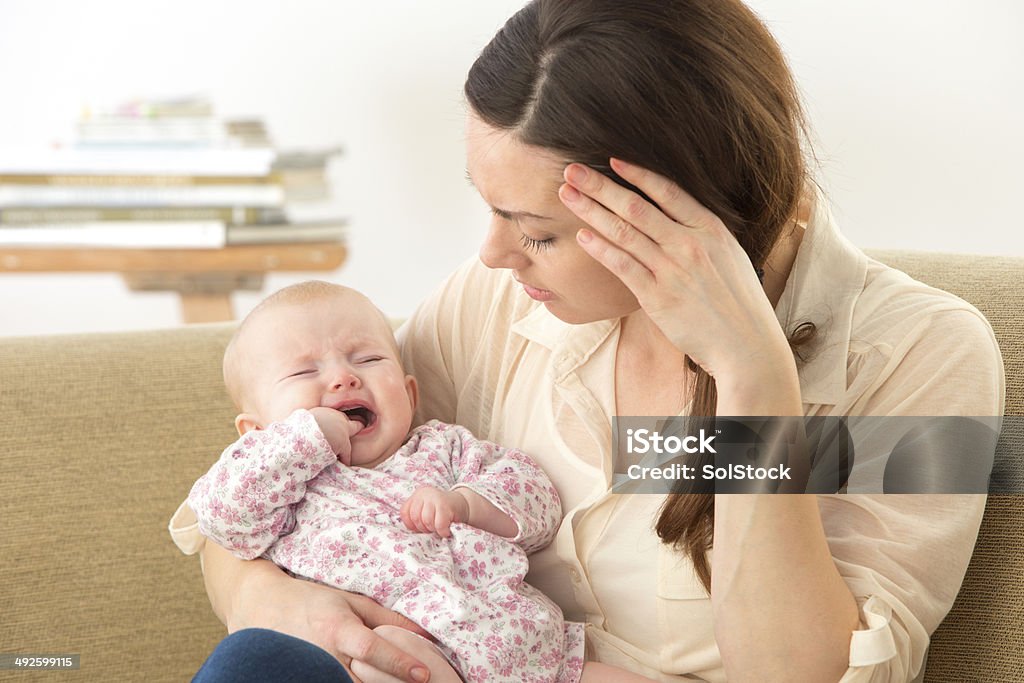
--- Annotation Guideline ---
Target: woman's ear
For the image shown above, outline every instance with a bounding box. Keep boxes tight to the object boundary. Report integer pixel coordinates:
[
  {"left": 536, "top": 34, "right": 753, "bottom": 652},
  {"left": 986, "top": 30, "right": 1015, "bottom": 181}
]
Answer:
[
  {"left": 234, "top": 413, "right": 263, "bottom": 437},
  {"left": 405, "top": 375, "right": 420, "bottom": 413}
]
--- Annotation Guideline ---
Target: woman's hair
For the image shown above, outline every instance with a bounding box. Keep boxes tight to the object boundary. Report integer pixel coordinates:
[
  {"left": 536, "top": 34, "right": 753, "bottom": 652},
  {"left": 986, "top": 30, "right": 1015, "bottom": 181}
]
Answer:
[{"left": 466, "top": 0, "right": 814, "bottom": 592}]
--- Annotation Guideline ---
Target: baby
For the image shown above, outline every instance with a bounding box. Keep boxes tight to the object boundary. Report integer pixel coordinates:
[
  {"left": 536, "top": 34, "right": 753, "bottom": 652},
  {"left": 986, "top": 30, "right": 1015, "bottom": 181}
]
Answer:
[{"left": 188, "top": 282, "right": 607, "bottom": 683}]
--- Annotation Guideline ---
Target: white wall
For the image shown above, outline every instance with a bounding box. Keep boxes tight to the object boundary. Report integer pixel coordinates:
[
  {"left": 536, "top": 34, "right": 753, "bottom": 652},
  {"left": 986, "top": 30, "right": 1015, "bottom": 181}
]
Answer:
[{"left": 1, "top": 1, "right": 1021, "bottom": 337}]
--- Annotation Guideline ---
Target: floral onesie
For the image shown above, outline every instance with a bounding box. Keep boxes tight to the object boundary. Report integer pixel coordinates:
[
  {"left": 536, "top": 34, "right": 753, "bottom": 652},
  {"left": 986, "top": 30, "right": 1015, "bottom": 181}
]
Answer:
[{"left": 188, "top": 410, "right": 585, "bottom": 683}]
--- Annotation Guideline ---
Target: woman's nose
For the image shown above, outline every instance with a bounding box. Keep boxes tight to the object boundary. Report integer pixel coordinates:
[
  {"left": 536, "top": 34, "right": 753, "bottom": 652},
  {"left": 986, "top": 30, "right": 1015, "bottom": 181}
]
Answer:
[{"left": 479, "top": 218, "right": 530, "bottom": 270}]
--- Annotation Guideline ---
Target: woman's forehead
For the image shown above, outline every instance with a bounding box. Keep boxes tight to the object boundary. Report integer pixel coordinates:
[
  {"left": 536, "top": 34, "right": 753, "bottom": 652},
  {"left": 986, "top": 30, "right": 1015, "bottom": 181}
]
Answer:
[{"left": 465, "top": 115, "right": 565, "bottom": 206}]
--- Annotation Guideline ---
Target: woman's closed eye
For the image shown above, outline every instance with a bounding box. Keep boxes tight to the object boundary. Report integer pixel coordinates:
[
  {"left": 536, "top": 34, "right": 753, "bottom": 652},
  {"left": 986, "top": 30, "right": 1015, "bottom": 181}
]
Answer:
[
  {"left": 519, "top": 233, "right": 554, "bottom": 253},
  {"left": 356, "top": 356, "right": 384, "bottom": 364},
  {"left": 488, "top": 206, "right": 555, "bottom": 252},
  {"left": 287, "top": 368, "right": 317, "bottom": 378}
]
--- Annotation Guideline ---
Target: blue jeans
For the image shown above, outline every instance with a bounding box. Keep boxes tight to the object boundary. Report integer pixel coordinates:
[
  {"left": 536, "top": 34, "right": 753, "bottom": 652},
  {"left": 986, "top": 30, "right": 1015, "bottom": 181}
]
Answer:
[{"left": 193, "top": 628, "right": 353, "bottom": 682}]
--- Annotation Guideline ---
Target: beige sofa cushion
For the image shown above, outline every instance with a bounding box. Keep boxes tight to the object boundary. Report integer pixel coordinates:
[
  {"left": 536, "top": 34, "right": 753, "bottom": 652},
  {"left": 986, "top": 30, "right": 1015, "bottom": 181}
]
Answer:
[
  {"left": 0, "top": 323, "right": 236, "bottom": 681},
  {"left": 0, "top": 250, "right": 1019, "bottom": 682}
]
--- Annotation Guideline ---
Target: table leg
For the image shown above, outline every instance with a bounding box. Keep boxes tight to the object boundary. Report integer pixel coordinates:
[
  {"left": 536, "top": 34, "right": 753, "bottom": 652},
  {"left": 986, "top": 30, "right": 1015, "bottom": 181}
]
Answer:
[
  {"left": 179, "top": 293, "right": 234, "bottom": 323},
  {"left": 122, "top": 272, "right": 263, "bottom": 324}
]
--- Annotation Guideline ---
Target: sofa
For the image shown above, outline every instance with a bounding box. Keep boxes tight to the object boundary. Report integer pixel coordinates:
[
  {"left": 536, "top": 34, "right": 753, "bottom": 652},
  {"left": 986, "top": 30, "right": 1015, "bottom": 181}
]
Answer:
[{"left": 1, "top": 250, "right": 1020, "bottom": 682}]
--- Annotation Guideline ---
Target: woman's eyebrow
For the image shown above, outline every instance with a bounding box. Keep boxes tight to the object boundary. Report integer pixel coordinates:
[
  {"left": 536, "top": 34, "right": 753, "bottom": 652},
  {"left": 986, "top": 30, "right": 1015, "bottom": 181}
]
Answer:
[{"left": 465, "top": 169, "right": 552, "bottom": 221}]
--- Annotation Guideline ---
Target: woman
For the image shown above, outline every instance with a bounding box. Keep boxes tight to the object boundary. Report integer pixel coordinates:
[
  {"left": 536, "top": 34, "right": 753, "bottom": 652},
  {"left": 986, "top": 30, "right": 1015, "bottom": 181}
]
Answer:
[{"left": 179, "top": 1, "right": 1003, "bottom": 681}]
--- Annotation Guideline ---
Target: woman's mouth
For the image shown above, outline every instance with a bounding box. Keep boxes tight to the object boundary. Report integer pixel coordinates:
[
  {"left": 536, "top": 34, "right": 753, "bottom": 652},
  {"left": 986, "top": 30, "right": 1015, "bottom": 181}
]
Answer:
[{"left": 520, "top": 282, "right": 555, "bottom": 302}]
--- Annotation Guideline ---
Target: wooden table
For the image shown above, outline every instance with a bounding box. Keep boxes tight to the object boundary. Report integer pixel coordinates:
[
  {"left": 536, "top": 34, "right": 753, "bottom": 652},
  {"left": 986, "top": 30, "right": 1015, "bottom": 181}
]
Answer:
[{"left": 0, "top": 242, "right": 347, "bottom": 323}]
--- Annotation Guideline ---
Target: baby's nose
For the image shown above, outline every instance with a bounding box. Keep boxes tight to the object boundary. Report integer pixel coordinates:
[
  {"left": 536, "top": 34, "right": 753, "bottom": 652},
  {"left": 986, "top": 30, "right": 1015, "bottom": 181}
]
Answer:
[{"left": 331, "top": 371, "right": 360, "bottom": 390}]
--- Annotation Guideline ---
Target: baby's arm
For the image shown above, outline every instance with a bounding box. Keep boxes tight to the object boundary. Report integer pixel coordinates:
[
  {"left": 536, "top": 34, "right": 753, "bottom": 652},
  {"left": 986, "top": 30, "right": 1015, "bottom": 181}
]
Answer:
[
  {"left": 187, "top": 409, "right": 341, "bottom": 559},
  {"left": 442, "top": 423, "right": 563, "bottom": 552},
  {"left": 400, "top": 485, "right": 516, "bottom": 538}
]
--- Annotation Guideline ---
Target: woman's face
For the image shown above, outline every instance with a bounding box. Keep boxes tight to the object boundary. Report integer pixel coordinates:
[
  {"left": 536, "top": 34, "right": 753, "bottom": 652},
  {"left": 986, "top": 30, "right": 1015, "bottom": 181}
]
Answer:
[{"left": 465, "top": 113, "right": 640, "bottom": 324}]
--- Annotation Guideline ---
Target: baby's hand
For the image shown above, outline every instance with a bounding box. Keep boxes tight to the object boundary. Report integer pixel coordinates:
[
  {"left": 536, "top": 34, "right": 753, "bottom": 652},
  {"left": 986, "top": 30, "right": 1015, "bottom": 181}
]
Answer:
[
  {"left": 308, "top": 407, "right": 361, "bottom": 465},
  {"left": 400, "top": 487, "right": 470, "bottom": 538}
]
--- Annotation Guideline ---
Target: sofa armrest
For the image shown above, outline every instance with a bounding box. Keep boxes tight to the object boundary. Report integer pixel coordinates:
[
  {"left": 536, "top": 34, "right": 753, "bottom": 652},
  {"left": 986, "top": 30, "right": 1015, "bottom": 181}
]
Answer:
[
  {"left": 866, "top": 249, "right": 1024, "bottom": 682},
  {"left": 0, "top": 323, "right": 237, "bottom": 681}
]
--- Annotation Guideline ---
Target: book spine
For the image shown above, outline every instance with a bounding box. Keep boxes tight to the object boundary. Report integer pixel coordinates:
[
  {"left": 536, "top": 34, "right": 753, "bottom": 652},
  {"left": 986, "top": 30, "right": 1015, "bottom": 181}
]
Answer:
[
  {"left": 0, "top": 148, "right": 275, "bottom": 176},
  {"left": 0, "top": 206, "right": 283, "bottom": 225},
  {"left": 0, "top": 173, "right": 279, "bottom": 186},
  {"left": 226, "top": 221, "right": 347, "bottom": 245},
  {"left": 0, "top": 184, "right": 284, "bottom": 207},
  {"left": 76, "top": 117, "right": 222, "bottom": 143},
  {"left": 0, "top": 221, "right": 227, "bottom": 248}
]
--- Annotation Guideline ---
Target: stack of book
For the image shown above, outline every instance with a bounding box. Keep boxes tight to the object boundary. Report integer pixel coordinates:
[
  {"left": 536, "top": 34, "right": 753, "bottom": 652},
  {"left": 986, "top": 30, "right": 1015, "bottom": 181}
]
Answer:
[
  {"left": 0, "top": 97, "right": 346, "bottom": 249},
  {"left": 76, "top": 96, "right": 223, "bottom": 148}
]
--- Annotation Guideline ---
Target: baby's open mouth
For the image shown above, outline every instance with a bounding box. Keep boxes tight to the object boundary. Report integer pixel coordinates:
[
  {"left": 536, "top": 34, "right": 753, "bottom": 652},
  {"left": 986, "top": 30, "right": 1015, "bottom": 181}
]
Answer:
[{"left": 339, "top": 406, "right": 376, "bottom": 430}]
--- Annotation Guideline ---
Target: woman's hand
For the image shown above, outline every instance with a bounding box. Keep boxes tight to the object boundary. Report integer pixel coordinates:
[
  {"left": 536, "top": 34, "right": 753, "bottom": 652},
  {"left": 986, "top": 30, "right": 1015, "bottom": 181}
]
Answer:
[
  {"left": 202, "top": 542, "right": 432, "bottom": 682},
  {"left": 559, "top": 161, "right": 858, "bottom": 679},
  {"left": 558, "top": 158, "right": 798, "bottom": 408}
]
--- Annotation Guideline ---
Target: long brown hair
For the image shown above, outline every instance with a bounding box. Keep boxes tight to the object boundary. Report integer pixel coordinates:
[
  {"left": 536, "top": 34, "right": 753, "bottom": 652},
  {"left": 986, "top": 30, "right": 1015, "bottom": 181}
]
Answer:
[{"left": 466, "top": 0, "right": 814, "bottom": 592}]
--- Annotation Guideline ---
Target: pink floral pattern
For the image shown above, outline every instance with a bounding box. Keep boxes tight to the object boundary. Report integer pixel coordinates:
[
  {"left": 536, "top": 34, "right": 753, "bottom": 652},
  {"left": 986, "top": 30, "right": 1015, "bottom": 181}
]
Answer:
[{"left": 189, "top": 410, "right": 583, "bottom": 682}]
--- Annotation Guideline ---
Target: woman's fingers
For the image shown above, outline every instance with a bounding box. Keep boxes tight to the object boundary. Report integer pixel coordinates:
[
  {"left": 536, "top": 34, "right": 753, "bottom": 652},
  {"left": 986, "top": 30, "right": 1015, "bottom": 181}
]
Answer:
[
  {"left": 350, "top": 662, "right": 406, "bottom": 683},
  {"left": 345, "top": 595, "right": 432, "bottom": 682},
  {"left": 572, "top": 224, "right": 656, "bottom": 294},
  {"left": 348, "top": 594, "right": 433, "bottom": 639},
  {"left": 608, "top": 157, "right": 723, "bottom": 232},
  {"left": 561, "top": 164, "right": 674, "bottom": 252},
  {"left": 558, "top": 182, "right": 665, "bottom": 290},
  {"left": 341, "top": 626, "right": 429, "bottom": 683}
]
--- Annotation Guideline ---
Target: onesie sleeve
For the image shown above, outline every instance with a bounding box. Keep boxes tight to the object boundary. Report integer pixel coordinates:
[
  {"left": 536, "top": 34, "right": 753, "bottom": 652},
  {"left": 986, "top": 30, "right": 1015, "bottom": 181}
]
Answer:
[
  {"left": 829, "top": 308, "right": 1004, "bottom": 681},
  {"left": 430, "top": 422, "right": 563, "bottom": 554},
  {"left": 186, "top": 409, "right": 339, "bottom": 560}
]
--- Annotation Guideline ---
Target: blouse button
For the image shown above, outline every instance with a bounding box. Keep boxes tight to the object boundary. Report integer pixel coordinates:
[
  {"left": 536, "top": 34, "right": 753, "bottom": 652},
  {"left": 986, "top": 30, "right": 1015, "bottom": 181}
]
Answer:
[{"left": 569, "top": 568, "right": 581, "bottom": 583}]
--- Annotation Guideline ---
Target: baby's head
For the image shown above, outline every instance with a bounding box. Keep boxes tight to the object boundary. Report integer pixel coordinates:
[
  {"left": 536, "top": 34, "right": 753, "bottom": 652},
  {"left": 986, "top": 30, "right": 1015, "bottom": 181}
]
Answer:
[{"left": 224, "top": 281, "right": 418, "bottom": 468}]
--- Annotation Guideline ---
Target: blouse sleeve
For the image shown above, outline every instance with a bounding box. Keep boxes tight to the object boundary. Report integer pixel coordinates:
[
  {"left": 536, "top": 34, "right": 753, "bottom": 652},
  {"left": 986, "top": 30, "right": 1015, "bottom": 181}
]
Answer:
[
  {"left": 395, "top": 264, "right": 464, "bottom": 425},
  {"left": 397, "top": 256, "right": 525, "bottom": 430},
  {"left": 830, "top": 308, "right": 1004, "bottom": 682}
]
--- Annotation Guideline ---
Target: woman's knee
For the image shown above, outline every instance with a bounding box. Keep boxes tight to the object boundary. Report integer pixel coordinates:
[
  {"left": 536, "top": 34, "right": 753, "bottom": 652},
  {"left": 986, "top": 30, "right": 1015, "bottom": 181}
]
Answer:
[{"left": 193, "top": 628, "right": 351, "bottom": 682}]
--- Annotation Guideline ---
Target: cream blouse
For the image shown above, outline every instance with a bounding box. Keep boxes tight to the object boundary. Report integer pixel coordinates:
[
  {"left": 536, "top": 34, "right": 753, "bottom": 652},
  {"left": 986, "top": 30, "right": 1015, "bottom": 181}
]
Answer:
[
  {"left": 394, "top": 193, "right": 1004, "bottom": 682},
  {"left": 170, "top": 192, "right": 1004, "bottom": 681}
]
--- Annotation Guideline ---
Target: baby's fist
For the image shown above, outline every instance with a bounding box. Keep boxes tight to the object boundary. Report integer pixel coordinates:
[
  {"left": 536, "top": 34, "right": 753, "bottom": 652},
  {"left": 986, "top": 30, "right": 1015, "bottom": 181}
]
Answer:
[
  {"left": 308, "top": 407, "right": 361, "bottom": 465},
  {"left": 400, "top": 487, "right": 469, "bottom": 538}
]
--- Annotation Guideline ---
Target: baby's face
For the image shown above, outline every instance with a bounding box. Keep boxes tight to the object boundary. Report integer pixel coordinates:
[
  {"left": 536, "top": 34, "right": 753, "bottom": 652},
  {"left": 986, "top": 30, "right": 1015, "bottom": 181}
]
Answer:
[{"left": 240, "top": 294, "right": 416, "bottom": 467}]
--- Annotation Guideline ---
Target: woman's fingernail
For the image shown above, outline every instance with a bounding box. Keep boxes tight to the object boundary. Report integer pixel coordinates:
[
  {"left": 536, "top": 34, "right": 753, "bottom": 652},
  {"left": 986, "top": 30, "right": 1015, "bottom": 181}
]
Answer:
[
  {"left": 566, "top": 164, "right": 588, "bottom": 185},
  {"left": 561, "top": 184, "right": 581, "bottom": 202},
  {"left": 610, "top": 157, "right": 630, "bottom": 173},
  {"left": 411, "top": 666, "right": 430, "bottom": 682},
  {"left": 577, "top": 228, "right": 593, "bottom": 244}
]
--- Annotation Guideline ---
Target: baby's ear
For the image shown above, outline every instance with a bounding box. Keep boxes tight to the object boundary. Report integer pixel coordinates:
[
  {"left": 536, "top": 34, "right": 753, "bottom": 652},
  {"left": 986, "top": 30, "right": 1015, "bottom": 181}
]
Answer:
[
  {"left": 235, "top": 413, "right": 263, "bottom": 437},
  {"left": 405, "top": 374, "right": 419, "bottom": 413}
]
